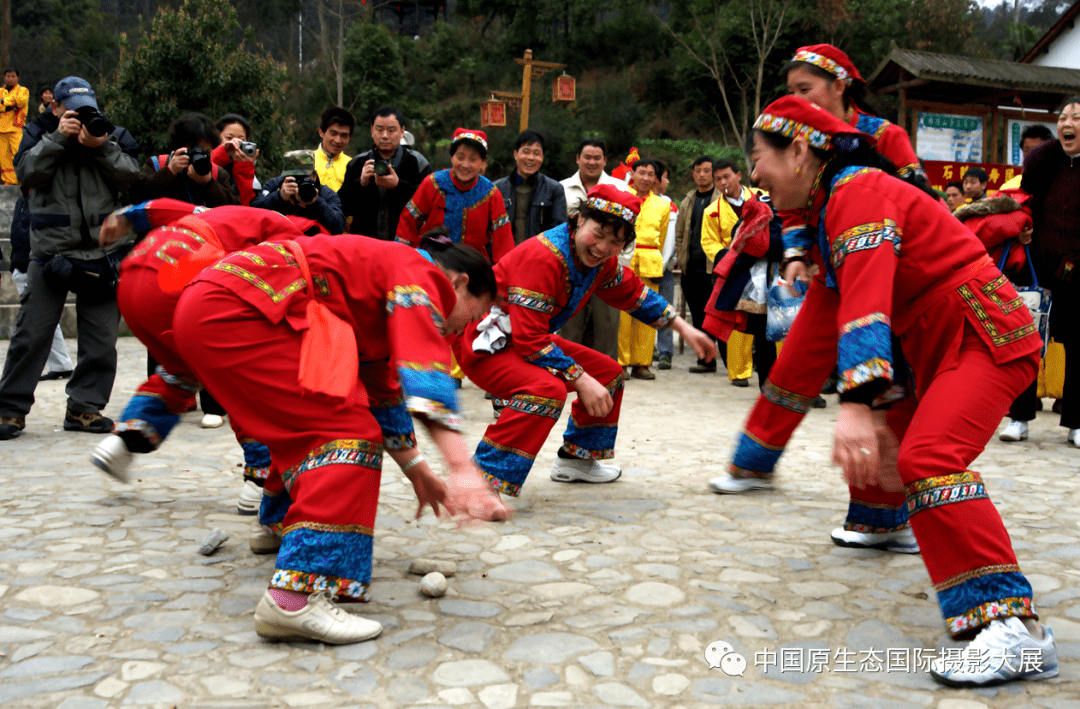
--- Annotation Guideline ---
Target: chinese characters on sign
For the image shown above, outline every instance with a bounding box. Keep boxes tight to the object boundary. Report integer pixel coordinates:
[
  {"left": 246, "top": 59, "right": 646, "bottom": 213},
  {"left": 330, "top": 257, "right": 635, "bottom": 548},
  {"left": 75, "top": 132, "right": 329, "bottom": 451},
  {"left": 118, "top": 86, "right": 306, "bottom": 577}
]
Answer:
[
  {"left": 916, "top": 112, "right": 984, "bottom": 162},
  {"left": 922, "top": 161, "right": 1018, "bottom": 193}
]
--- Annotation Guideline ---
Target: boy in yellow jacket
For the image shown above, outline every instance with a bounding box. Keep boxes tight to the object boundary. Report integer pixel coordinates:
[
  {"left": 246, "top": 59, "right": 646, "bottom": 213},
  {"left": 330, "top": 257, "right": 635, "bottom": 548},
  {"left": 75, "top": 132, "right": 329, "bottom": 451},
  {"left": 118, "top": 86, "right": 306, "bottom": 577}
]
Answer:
[{"left": 0, "top": 68, "right": 29, "bottom": 185}]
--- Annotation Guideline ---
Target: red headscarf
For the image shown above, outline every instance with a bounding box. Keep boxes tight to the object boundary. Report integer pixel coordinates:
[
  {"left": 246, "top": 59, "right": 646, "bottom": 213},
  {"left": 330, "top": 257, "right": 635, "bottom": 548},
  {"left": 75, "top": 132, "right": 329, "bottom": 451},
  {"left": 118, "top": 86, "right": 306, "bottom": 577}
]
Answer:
[{"left": 790, "top": 44, "right": 864, "bottom": 85}]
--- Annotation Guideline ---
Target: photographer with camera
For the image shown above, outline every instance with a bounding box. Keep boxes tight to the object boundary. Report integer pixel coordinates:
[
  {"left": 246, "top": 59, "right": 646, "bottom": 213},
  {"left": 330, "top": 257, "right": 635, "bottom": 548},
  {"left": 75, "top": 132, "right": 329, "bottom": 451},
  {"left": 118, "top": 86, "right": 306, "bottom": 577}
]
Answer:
[
  {"left": 0, "top": 76, "right": 141, "bottom": 440},
  {"left": 251, "top": 149, "right": 346, "bottom": 234},
  {"left": 130, "top": 112, "right": 239, "bottom": 208},
  {"left": 211, "top": 113, "right": 259, "bottom": 206},
  {"left": 339, "top": 106, "right": 431, "bottom": 239}
]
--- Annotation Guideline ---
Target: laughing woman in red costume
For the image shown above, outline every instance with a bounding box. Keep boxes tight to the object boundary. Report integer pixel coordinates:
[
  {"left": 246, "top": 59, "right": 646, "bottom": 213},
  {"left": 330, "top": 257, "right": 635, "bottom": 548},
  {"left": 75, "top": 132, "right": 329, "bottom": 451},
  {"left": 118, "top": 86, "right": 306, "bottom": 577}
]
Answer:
[{"left": 710, "top": 96, "right": 1057, "bottom": 687}]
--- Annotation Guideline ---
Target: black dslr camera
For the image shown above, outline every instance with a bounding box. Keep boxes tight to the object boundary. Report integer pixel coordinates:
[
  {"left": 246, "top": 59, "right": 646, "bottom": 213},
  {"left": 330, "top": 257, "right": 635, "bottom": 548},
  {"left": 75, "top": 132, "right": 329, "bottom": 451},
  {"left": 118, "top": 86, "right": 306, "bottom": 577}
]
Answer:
[
  {"left": 75, "top": 106, "right": 114, "bottom": 138},
  {"left": 187, "top": 146, "right": 212, "bottom": 176},
  {"left": 297, "top": 175, "right": 318, "bottom": 203},
  {"left": 372, "top": 158, "right": 390, "bottom": 177}
]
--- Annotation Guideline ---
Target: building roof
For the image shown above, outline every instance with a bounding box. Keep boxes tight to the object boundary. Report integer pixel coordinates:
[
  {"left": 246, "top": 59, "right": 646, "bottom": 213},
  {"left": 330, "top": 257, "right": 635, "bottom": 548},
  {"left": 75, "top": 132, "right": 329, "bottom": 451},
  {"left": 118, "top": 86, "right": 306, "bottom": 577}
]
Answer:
[
  {"left": 1020, "top": 0, "right": 1080, "bottom": 64},
  {"left": 867, "top": 47, "right": 1080, "bottom": 109}
]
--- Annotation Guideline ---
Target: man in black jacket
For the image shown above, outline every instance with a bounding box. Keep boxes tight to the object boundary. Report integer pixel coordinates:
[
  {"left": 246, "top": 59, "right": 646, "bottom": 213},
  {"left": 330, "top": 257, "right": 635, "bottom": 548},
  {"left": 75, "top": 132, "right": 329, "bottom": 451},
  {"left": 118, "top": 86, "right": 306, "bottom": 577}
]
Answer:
[
  {"left": 494, "top": 129, "right": 567, "bottom": 246},
  {"left": 338, "top": 106, "right": 430, "bottom": 239},
  {"left": 252, "top": 150, "right": 346, "bottom": 234}
]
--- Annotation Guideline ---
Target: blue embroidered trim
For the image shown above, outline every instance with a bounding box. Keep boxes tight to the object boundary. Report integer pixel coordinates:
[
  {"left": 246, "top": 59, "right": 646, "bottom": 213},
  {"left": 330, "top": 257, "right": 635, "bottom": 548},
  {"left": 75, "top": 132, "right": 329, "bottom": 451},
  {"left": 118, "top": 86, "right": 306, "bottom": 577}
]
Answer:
[
  {"left": 563, "top": 414, "right": 617, "bottom": 459},
  {"left": 242, "top": 441, "right": 272, "bottom": 482},
  {"left": 433, "top": 169, "right": 496, "bottom": 243},
  {"left": 274, "top": 528, "right": 374, "bottom": 599},
  {"left": 627, "top": 288, "right": 676, "bottom": 328},
  {"left": 114, "top": 394, "right": 178, "bottom": 451},
  {"left": 843, "top": 501, "right": 909, "bottom": 533},
  {"left": 937, "top": 569, "right": 1034, "bottom": 636},
  {"left": 116, "top": 200, "right": 154, "bottom": 235},
  {"left": 474, "top": 437, "right": 537, "bottom": 497},
  {"left": 369, "top": 399, "right": 417, "bottom": 451},
  {"left": 490, "top": 394, "right": 564, "bottom": 420},
  {"left": 259, "top": 488, "right": 292, "bottom": 531},
  {"left": 837, "top": 315, "right": 893, "bottom": 394},
  {"left": 830, "top": 219, "right": 901, "bottom": 269},
  {"left": 731, "top": 430, "right": 784, "bottom": 475},
  {"left": 905, "top": 471, "right": 989, "bottom": 516},
  {"left": 398, "top": 366, "right": 459, "bottom": 416}
]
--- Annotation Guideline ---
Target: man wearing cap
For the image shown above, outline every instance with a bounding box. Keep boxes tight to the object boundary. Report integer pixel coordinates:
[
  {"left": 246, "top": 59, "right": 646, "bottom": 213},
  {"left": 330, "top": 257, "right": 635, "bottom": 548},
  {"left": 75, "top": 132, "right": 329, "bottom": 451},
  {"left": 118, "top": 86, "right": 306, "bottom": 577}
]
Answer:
[
  {"left": 0, "top": 77, "right": 141, "bottom": 440},
  {"left": 396, "top": 128, "right": 513, "bottom": 264},
  {"left": 251, "top": 150, "right": 346, "bottom": 234},
  {"left": 0, "top": 68, "right": 29, "bottom": 184}
]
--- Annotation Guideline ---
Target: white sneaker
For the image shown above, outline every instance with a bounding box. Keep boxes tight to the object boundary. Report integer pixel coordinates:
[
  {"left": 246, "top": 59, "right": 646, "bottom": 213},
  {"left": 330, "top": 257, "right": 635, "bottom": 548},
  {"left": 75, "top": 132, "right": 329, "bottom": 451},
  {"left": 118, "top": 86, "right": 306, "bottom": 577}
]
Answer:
[
  {"left": 830, "top": 526, "right": 920, "bottom": 554},
  {"left": 91, "top": 434, "right": 133, "bottom": 483},
  {"left": 201, "top": 414, "right": 225, "bottom": 429},
  {"left": 930, "top": 616, "right": 1058, "bottom": 687},
  {"left": 1069, "top": 429, "right": 1080, "bottom": 447},
  {"left": 236, "top": 479, "right": 263, "bottom": 516},
  {"left": 999, "top": 420, "right": 1029, "bottom": 442},
  {"left": 550, "top": 457, "right": 621, "bottom": 484},
  {"left": 253, "top": 590, "right": 382, "bottom": 644},
  {"left": 709, "top": 475, "right": 774, "bottom": 494}
]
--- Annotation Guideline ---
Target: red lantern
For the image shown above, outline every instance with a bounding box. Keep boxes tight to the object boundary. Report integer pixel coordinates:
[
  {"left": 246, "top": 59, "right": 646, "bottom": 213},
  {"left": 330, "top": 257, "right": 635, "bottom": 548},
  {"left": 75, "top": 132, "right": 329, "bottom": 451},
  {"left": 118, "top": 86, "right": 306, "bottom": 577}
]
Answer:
[
  {"left": 553, "top": 72, "right": 575, "bottom": 104},
  {"left": 480, "top": 97, "right": 507, "bottom": 128}
]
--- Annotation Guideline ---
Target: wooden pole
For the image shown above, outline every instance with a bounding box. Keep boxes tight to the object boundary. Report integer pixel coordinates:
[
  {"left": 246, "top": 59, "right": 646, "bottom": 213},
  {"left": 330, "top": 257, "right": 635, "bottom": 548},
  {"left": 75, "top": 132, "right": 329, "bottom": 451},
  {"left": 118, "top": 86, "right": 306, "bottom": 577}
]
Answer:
[{"left": 519, "top": 49, "right": 532, "bottom": 132}]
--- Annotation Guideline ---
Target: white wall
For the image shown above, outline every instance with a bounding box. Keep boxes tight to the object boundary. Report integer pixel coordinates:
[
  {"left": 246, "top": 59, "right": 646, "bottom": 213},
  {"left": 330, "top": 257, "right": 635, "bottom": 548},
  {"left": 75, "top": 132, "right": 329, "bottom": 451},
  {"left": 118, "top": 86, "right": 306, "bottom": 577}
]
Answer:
[{"left": 1033, "top": 22, "right": 1080, "bottom": 70}]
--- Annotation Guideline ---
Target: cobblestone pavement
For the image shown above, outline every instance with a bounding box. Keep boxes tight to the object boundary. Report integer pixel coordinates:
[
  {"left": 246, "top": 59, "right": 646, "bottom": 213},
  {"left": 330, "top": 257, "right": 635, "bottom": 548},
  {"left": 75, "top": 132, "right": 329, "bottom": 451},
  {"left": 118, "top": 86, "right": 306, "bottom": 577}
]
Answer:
[{"left": 0, "top": 338, "right": 1078, "bottom": 709}]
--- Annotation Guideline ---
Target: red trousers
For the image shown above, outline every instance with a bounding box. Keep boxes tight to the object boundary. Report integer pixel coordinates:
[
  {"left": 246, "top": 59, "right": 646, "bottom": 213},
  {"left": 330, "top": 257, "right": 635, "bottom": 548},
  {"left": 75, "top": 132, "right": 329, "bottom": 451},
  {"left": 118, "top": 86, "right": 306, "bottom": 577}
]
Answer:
[
  {"left": 458, "top": 336, "right": 624, "bottom": 496},
  {"left": 113, "top": 266, "right": 267, "bottom": 482},
  {"left": 173, "top": 282, "right": 383, "bottom": 600}
]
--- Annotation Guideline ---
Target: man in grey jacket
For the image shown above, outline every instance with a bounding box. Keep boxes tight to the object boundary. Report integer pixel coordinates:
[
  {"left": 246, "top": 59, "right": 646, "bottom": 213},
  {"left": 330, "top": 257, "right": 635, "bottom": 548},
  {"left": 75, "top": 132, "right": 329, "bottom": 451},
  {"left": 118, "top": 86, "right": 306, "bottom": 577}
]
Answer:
[
  {"left": 494, "top": 129, "right": 566, "bottom": 246},
  {"left": 0, "top": 76, "right": 141, "bottom": 440}
]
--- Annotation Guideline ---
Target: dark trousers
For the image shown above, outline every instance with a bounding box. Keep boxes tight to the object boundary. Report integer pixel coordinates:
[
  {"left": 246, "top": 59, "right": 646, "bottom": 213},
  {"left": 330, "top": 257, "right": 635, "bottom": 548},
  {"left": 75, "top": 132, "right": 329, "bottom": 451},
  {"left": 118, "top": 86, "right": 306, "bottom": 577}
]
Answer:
[
  {"left": 0, "top": 259, "right": 119, "bottom": 417},
  {"left": 1010, "top": 286, "right": 1077, "bottom": 429},
  {"left": 681, "top": 270, "right": 718, "bottom": 365},
  {"left": 558, "top": 294, "right": 620, "bottom": 361},
  {"left": 745, "top": 312, "right": 777, "bottom": 387}
]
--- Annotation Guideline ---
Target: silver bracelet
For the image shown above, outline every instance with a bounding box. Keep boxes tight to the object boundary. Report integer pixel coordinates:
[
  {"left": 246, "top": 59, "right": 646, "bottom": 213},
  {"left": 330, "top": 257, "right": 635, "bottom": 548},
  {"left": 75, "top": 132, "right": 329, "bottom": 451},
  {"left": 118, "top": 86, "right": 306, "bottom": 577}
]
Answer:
[{"left": 401, "top": 454, "right": 425, "bottom": 473}]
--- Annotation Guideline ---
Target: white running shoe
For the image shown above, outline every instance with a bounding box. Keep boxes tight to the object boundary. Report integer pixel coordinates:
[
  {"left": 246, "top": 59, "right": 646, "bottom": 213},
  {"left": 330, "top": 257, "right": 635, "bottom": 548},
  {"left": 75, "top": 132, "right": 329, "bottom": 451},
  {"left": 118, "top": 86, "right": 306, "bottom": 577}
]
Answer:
[
  {"left": 1069, "top": 429, "right": 1080, "bottom": 447},
  {"left": 236, "top": 479, "right": 263, "bottom": 516},
  {"left": 709, "top": 475, "right": 774, "bottom": 494},
  {"left": 999, "top": 420, "right": 1029, "bottom": 442},
  {"left": 254, "top": 590, "right": 382, "bottom": 644},
  {"left": 830, "top": 526, "right": 920, "bottom": 554},
  {"left": 550, "top": 457, "right": 621, "bottom": 484},
  {"left": 91, "top": 434, "right": 133, "bottom": 483},
  {"left": 201, "top": 414, "right": 225, "bottom": 429},
  {"left": 930, "top": 616, "right": 1058, "bottom": 687}
]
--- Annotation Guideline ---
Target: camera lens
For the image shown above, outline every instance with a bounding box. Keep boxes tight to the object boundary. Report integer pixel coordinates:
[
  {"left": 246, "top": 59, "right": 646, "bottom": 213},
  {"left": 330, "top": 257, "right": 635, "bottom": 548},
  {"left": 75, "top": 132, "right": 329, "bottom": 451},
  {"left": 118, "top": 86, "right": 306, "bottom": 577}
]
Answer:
[
  {"left": 373, "top": 160, "right": 390, "bottom": 177},
  {"left": 239, "top": 141, "right": 257, "bottom": 157},
  {"left": 188, "top": 147, "right": 212, "bottom": 176},
  {"left": 298, "top": 178, "right": 318, "bottom": 203}
]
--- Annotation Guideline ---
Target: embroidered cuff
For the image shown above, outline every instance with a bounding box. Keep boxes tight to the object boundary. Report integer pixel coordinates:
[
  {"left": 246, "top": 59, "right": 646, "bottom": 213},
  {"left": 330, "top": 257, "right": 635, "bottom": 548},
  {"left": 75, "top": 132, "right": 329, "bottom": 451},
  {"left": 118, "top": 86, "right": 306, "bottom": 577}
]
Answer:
[
  {"left": 627, "top": 288, "right": 673, "bottom": 327},
  {"left": 525, "top": 343, "right": 581, "bottom": 381},
  {"left": 837, "top": 314, "right": 893, "bottom": 394},
  {"left": 406, "top": 396, "right": 464, "bottom": 431}
]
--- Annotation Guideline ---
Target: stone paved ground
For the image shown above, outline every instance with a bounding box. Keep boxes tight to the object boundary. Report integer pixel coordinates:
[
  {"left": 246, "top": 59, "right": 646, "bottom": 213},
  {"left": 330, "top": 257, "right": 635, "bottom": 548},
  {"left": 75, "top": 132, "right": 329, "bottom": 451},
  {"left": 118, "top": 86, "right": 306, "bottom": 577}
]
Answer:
[{"left": 1, "top": 338, "right": 1078, "bottom": 709}]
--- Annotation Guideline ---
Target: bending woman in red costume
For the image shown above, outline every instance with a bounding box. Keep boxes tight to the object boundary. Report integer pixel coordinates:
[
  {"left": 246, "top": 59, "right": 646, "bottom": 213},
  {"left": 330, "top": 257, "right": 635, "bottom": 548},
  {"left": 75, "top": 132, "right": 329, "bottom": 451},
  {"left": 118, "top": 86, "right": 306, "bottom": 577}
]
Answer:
[
  {"left": 710, "top": 96, "right": 1057, "bottom": 687},
  {"left": 173, "top": 232, "right": 509, "bottom": 645},
  {"left": 91, "top": 200, "right": 310, "bottom": 515}
]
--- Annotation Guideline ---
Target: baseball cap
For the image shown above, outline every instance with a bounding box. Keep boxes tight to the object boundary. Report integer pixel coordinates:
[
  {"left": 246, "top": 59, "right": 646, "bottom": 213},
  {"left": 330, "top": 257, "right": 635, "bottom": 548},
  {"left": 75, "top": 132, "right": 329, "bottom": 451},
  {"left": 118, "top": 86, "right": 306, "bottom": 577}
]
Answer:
[{"left": 53, "top": 77, "right": 99, "bottom": 112}]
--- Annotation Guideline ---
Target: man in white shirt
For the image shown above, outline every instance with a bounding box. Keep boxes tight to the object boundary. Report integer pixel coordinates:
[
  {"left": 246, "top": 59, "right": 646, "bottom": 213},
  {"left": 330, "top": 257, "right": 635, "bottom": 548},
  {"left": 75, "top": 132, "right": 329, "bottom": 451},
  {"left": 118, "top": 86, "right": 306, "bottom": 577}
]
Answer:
[{"left": 558, "top": 138, "right": 629, "bottom": 359}]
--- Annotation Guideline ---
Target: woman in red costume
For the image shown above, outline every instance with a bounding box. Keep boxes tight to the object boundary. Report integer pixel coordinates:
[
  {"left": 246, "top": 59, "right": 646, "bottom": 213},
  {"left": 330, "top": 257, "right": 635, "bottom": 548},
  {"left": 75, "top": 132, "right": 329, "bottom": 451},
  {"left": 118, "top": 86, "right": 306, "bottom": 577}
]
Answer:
[
  {"left": 457, "top": 184, "right": 716, "bottom": 497},
  {"left": 708, "top": 96, "right": 1057, "bottom": 687},
  {"left": 396, "top": 128, "right": 513, "bottom": 263},
  {"left": 91, "top": 199, "right": 312, "bottom": 516},
  {"left": 172, "top": 231, "right": 509, "bottom": 645}
]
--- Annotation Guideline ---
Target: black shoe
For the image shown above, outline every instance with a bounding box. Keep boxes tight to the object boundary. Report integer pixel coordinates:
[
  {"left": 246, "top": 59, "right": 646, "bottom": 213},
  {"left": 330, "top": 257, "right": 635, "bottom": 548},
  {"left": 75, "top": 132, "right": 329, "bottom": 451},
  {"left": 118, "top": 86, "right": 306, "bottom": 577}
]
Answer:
[
  {"left": 689, "top": 363, "right": 716, "bottom": 373},
  {"left": 811, "top": 396, "right": 827, "bottom": 409},
  {"left": 0, "top": 416, "right": 25, "bottom": 440},
  {"left": 820, "top": 379, "right": 838, "bottom": 395},
  {"left": 1053, "top": 399, "right": 1062, "bottom": 414},
  {"left": 39, "top": 370, "right": 72, "bottom": 381},
  {"left": 64, "top": 409, "right": 114, "bottom": 433},
  {"left": 658, "top": 356, "right": 671, "bottom": 370},
  {"left": 731, "top": 378, "right": 750, "bottom": 388}
]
